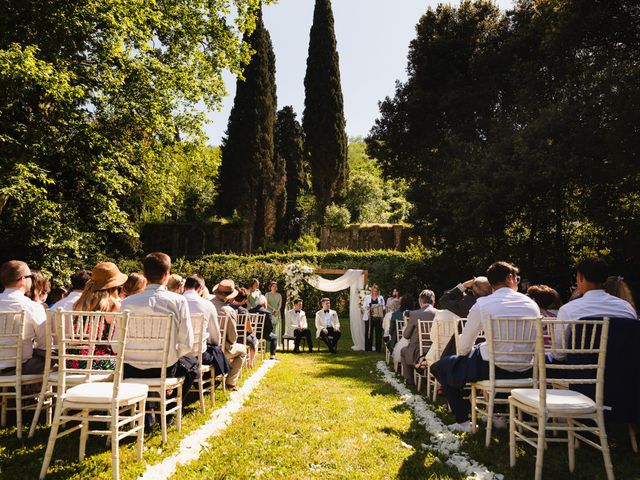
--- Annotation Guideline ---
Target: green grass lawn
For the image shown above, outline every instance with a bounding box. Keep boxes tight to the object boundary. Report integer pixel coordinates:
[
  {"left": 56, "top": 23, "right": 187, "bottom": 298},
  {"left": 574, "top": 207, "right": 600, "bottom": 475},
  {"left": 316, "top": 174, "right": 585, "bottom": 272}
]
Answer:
[{"left": 1, "top": 325, "right": 639, "bottom": 479}]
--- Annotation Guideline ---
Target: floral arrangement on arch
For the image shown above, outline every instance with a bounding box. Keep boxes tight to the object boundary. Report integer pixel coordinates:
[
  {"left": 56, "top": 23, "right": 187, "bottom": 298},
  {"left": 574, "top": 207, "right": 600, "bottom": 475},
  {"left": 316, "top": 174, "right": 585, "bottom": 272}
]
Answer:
[
  {"left": 283, "top": 262, "right": 315, "bottom": 309},
  {"left": 358, "top": 286, "right": 371, "bottom": 309}
]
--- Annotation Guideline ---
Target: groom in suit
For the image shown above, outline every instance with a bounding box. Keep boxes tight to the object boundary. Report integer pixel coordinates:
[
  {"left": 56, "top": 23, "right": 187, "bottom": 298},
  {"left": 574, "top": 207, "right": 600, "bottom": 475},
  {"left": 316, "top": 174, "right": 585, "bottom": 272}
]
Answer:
[
  {"left": 284, "top": 299, "right": 313, "bottom": 353},
  {"left": 315, "top": 298, "right": 341, "bottom": 353}
]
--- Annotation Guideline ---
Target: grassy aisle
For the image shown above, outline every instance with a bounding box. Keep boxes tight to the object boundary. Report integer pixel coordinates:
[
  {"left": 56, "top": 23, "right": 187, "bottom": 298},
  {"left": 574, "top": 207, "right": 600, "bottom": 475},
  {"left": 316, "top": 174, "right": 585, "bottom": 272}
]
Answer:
[{"left": 170, "top": 350, "right": 462, "bottom": 480}]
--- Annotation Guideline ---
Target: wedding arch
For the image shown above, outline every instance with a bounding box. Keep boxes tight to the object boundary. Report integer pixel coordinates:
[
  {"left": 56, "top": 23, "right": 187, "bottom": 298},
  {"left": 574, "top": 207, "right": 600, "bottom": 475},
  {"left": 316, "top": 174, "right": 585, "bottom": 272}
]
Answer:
[{"left": 284, "top": 263, "right": 368, "bottom": 351}]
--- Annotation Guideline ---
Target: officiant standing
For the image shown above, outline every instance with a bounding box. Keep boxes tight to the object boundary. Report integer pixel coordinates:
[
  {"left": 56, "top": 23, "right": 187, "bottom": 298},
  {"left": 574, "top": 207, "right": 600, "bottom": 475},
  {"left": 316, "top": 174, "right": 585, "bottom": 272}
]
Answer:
[{"left": 363, "top": 285, "right": 385, "bottom": 352}]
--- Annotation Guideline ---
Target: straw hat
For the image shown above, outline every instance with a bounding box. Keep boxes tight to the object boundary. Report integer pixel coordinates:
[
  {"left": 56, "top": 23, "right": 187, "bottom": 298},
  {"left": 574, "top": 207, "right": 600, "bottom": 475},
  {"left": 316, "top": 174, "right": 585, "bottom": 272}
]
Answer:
[
  {"left": 86, "top": 262, "right": 128, "bottom": 291},
  {"left": 211, "top": 279, "right": 238, "bottom": 300}
]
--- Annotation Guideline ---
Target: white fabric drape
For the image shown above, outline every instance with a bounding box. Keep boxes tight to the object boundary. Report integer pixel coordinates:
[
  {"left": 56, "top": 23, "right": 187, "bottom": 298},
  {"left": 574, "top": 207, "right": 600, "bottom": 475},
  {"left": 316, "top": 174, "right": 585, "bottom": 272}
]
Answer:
[{"left": 306, "top": 269, "right": 365, "bottom": 351}]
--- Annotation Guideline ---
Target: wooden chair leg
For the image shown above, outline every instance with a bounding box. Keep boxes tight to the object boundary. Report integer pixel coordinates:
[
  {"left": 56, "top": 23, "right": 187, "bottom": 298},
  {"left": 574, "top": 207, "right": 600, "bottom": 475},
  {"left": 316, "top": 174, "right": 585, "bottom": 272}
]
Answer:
[
  {"left": 596, "top": 410, "right": 615, "bottom": 480},
  {"left": 470, "top": 387, "right": 478, "bottom": 433},
  {"left": 534, "top": 416, "right": 546, "bottom": 480},
  {"left": 39, "top": 401, "right": 64, "bottom": 479},
  {"left": 629, "top": 424, "right": 638, "bottom": 453},
  {"left": 79, "top": 409, "right": 89, "bottom": 460},
  {"left": 111, "top": 409, "right": 120, "bottom": 480},
  {"left": 509, "top": 402, "right": 517, "bottom": 467},
  {"left": 137, "top": 400, "right": 145, "bottom": 461},
  {"left": 567, "top": 418, "right": 575, "bottom": 472},
  {"left": 198, "top": 377, "right": 205, "bottom": 413},
  {"left": 29, "top": 385, "right": 48, "bottom": 438},
  {"left": 16, "top": 385, "right": 23, "bottom": 440},
  {"left": 176, "top": 384, "right": 183, "bottom": 433},
  {"left": 160, "top": 390, "right": 167, "bottom": 444},
  {"left": 485, "top": 395, "right": 494, "bottom": 447}
]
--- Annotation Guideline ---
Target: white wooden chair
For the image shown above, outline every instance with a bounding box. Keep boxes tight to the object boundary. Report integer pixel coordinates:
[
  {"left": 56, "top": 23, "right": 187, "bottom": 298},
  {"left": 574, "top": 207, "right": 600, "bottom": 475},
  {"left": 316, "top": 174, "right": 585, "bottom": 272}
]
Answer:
[
  {"left": 38, "top": 310, "right": 147, "bottom": 480},
  {"left": 509, "top": 317, "right": 614, "bottom": 480},
  {"left": 236, "top": 312, "right": 250, "bottom": 371},
  {"left": 190, "top": 313, "right": 215, "bottom": 413},
  {"left": 250, "top": 312, "right": 266, "bottom": 362},
  {"left": 122, "top": 312, "right": 183, "bottom": 444},
  {"left": 29, "top": 309, "right": 113, "bottom": 438},
  {"left": 394, "top": 318, "right": 406, "bottom": 373},
  {"left": 425, "top": 314, "right": 459, "bottom": 401},
  {"left": 471, "top": 316, "right": 538, "bottom": 447},
  {"left": 0, "top": 310, "right": 43, "bottom": 439},
  {"left": 414, "top": 319, "right": 433, "bottom": 391},
  {"left": 216, "top": 314, "right": 229, "bottom": 395}
]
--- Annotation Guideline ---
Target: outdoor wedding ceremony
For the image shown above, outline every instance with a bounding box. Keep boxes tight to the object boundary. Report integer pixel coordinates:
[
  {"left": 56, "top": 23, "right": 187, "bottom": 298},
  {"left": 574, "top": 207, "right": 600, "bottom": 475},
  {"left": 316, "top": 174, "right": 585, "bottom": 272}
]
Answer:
[{"left": 1, "top": 0, "right": 639, "bottom": 479}]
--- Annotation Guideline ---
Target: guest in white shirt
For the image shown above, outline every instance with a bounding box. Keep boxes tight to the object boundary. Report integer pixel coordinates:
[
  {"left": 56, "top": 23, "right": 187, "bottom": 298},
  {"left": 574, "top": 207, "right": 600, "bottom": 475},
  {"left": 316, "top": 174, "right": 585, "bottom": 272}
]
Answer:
[
  {"left": 0, "top": 261, "right": 48, "bottom": 375},
  {"left": 432, "top": 261, "right": 541, "bottom": 433},
  {"left": 50, "top": 269, "right": 91, "bottom": 311},
  {"left": 315, "top": 298, "right": 341, "bottom": 353},
  {"left": 284, "top": 299, "right": 313, "bottom": 353},
  {"left": 183, "top": 275, "right": 230, "bottom": 376},
  {"left": 120, "top": 252, "right": 196, "bottom": 402}
]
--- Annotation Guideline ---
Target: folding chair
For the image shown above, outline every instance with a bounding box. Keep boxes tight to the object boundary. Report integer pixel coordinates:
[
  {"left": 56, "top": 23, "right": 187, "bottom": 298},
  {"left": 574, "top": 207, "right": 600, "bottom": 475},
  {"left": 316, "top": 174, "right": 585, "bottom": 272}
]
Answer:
[
  {"left": 0, "top": 310, "right": 43, "bottom": 439},
  {"left": 122, "top": 312, "right": 183, "bottom": 444},
  {"left": 250, "top": 312, "right": 266, "bottom": 362},
  {"left": 509, "top": 317, "right": 614, "bottom": 480},
  {"left": 39, "top": 310, "right": 147, "bottom": 480},
  {"left": 189, "top": 314, "right": 214, "bottom": 413},
  {"left": 471, "top": 316, "right": 537, "bottom": 447},
  {"left": 394, "top": 318, "right": 406, "bottom": 373},
  {"left": 414, "top": 318, "right": 433, "bottom": 392},
  {"left": 215, "top": 314, "right": 229, "bottom": 395}
]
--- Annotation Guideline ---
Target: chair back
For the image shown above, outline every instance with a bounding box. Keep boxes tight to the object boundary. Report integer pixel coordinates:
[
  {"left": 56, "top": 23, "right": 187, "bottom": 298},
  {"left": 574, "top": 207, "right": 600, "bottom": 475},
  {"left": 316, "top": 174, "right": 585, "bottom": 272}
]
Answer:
[
  {"left": 431, "top": 315, "right": 458, "bottom": 360},
  {"left": 538, "top": 317, "right": 610, "bottom": 409},
  {"left": 417, "top": 318, "right": 433, "bottom": 357},
  {"left": 123, "top": 313, "right": 174, "bottom": 383},
  {"left": 250, "top": 313, "right": 265, "bottom": 340},
  {"left": 218, "top": 314, "right": 228, "bottom": 346},
  {"left": 189, "top": 314, "right": 206, "bottom": 361},
  {"left": 485, "top": 316, "right": 538, "bottom": 384},
  {"left": 454, "top": 318, "right": 467, "bottom": 353},
  {"left": 395, "top": 318, "right": 406, "bottom": 342},
  {"left": 0, "top": 310, "right": 26, "bottom": 374},
  {"left": 55, "top": 310, "right": 130, "bottom": 396},
  {"left": 236, "top": 313, "right": 249, "bottom": 345}
]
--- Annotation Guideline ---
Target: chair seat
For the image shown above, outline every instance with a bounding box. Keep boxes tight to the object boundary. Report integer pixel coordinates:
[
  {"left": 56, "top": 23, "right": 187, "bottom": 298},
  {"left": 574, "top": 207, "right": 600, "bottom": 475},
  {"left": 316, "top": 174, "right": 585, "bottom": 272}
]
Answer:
[
  {"left": 123, "top": 377, "right": 184, "bottom": 388},
  {"left": 65, "top": 382, "right": 148, "bottom": 404},
  {"left": 0, "top": 374, "right": 43, "bottom": 385},
  {"left": 474, "top": 378, "right": 533, "bottom": 388},
  {"left": 511, "top": 388, "right": 596, "bottom": 414},
  {"left": 49, "top": 372, "right": 113, "bottom": 384}
]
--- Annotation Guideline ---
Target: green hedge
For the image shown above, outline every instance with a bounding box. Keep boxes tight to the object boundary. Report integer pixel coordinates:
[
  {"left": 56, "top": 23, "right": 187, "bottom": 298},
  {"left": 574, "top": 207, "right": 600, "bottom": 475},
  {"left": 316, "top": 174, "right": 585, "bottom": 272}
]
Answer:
[{"left": 116, "top": 248, "right": 462, "bottom": 316}]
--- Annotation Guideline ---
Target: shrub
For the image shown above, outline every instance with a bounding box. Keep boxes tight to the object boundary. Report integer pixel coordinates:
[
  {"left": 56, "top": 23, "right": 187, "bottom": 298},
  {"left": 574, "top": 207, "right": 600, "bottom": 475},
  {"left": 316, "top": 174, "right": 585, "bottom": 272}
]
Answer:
[{"left": 324, "top": 203, "right": 351, "bottom": 228}]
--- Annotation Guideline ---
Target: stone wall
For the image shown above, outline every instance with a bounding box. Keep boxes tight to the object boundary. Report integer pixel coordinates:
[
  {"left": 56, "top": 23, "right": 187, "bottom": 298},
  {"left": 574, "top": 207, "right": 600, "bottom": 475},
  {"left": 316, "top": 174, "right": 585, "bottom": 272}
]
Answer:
[
  {"left": 319, "top": 224, "right": 412, "bottom": 251},
  {"left": 141, "top": 222, "right": 247, "bottom": 257}
]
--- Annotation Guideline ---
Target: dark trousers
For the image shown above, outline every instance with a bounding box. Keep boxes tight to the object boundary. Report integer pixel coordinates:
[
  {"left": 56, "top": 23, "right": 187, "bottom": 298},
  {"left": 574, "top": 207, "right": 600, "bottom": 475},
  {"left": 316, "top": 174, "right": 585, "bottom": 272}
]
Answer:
[
  {"left": 293, "top": 328, "right": 313, "bottom": 351},
  {"left": 202, "top": 344, "right": 231, "bottom": 375},
  {"left": 123, "top": 356, "right": 198, "bottom": 402},
  {"left": 365, "top": 317, "right": 383, "bottom": 352},
  {"left": 431, "top": 347, "right": 532, "bottom": 423},
  {"left": 319, "top": 327, "right": 341, "bottom": 352},
  {"left": 267, "top": 333, "right": 278, "bottom": 356}
]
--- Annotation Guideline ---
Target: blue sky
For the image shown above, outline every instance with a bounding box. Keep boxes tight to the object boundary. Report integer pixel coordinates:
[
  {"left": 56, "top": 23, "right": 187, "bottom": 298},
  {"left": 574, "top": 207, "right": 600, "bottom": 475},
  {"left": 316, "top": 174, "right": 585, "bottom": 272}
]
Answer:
[{"left": 205, "top": 0, "right": 514, "bottom": 146}]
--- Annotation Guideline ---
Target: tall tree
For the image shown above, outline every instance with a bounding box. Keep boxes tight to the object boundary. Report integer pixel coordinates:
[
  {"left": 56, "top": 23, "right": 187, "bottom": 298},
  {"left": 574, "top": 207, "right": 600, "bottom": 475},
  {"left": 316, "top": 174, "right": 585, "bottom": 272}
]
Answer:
[
  {"left": 216, "top": 7, "right": 278, "bottom": 248},
  {"left": 303, "top": 0, "right": 348, "bottom": 221},
  {"left": 274, "top": 106, "right": 306, "bottom": 241}
]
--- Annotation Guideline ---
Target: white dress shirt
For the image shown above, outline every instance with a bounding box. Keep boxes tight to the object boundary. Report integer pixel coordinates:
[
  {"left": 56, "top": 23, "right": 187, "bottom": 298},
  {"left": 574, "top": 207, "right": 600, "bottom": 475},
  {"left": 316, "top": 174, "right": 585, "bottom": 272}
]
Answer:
[
  {"left": 0, "top": 288, "right": 48, "bottom": 368},
  {"left": 50, "top": 290, "right": 82, "bottom": 311},
  {"left": 184, "top": 290, "right": 220, "bottom": 351},
  {"left": 557, "top": 289, "right": 637, "bottom": 321},
  {"left": 120, "top": 284, "right": 194, "bottom": 369},
  {"left": 458, "top": 287, "right": 541, "bottom": 372}
]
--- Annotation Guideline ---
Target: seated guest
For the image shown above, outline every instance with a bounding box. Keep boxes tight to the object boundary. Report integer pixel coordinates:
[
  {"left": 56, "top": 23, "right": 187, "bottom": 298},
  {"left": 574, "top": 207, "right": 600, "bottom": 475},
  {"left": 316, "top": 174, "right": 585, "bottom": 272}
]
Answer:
[
  {"left": 603, "top": 275, "right": 636, "bottom": 310},
  {"left": 51, "top": 269, "right": 91, "bottom": 311},
  {"left": 231, "top": 288, "right": 258, "bottom": 368},
  {"left": 416, "top": 308, "right": 460, "bottom": 370},
  {"left": 0, "top": 261, "right": 48, "bottom": 374},
  {"left": 166, "top": 273, "right": 185, "bottom": 294},
  {"left": 527, "top": 284, "right": 562, "bottom": 317},
  {"left": 27, "top": 270, "right": 51, "bottom": 307},
  {"left": 47, "top": 286, "right": 68, "bottom": 307},
  {"left": 211, "top": 279, "right": 247, "bottom": 390},
  {"left": 120, "top": 272, "right": 147, "bottom": 299},
  {"left": 401, "top": 289, "right": 437, "bottom": 386},
  {"left": 183, "top": 275, "right": 229, "bottom": 376},
  {"left": 315, "top": 298, "right": 341, "bottom": 353},
  {"left": 439, "top": 276, "right": 492, "bottom": 318},
  {"left": 285, "top": 299, "right": 313, "bottom": 353},
  {"left": 120, "top": 253, "right": 197, "bottom": 403},
  {"left": 386, "top": 288, "right": 400, "bottom": 310},
  {"left": 71, "top": 262, "right": 128, "bottom": 370},
  {"left": 432, "top": 261, "right": 540, "bottom": 433},
  {"left": 387, "top": 294, "right": 414, "bottom": 352},
  {"left": 249, "top": 295, "right": 279, "bottom": 360}
]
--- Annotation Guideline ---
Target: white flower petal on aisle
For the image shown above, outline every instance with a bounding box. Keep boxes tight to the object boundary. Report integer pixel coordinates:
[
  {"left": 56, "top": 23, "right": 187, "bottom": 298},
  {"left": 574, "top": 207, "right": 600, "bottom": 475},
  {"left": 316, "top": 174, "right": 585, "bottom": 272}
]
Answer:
[
  {"left": 377, "top": 361, "right": 504, "bottom": 480},
  {"left": 139, "top": 360, "right": 277, "bottom": 480}
]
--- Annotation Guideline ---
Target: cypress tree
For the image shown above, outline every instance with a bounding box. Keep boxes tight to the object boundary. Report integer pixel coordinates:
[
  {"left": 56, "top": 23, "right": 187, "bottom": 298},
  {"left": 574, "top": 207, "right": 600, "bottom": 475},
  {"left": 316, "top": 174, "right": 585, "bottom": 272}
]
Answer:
[
  {"left": 275, "top": 106, "right": 306, "bottom": 241},
  {"left": 303, "top": 0, "right": 348, "bottom": 221},
  {"left": 216, "top": 7, "right": 277, "bottom": 248}
]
